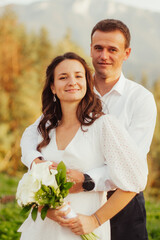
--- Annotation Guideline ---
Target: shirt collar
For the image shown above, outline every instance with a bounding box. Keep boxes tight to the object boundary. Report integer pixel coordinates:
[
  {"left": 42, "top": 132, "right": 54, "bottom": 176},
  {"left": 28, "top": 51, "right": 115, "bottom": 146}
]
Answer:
[
  {"left": 94, "top": 73, "right": 126, "bottom": 97},
  {"left": 112, "top": 73, "right": 126, "bottom": 95}
]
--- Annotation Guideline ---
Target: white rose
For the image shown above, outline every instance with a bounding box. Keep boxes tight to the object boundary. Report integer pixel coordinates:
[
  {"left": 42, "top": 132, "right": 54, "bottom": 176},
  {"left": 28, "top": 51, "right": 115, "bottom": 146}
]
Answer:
[
  {"left": 16, "top": 172, "right": 41, "bottom": 206},
  {"left": 16, "top": 161, "right": 58, "bottom": 207},
  {"left": 31, "top": 161, "right": 51, "bottom": 181},
  {"left": 31, "top": 161, "right": 58, "bottom": 188},
  {"left": 42, "top": 169, "right": 58, "bottom": 188}
]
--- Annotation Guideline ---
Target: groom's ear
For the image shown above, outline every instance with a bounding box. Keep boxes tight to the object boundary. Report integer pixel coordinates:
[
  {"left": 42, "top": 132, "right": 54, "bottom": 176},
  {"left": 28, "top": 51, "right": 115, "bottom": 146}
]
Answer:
[{"left": 123, "top": 47, "right": 131, "bottom": 61}]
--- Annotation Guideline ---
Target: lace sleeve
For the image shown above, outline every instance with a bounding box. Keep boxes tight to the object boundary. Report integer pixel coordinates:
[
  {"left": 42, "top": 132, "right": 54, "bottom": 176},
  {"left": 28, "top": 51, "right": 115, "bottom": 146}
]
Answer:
[{"left": 100, "top": 115, "right": 148, "bottom": 193}]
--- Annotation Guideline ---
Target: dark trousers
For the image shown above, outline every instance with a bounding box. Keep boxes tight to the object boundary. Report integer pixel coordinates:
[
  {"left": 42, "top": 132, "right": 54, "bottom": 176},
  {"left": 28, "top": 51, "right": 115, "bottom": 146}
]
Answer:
[{"left": 107, "top": 191, "right": 148, "bottom": 240}]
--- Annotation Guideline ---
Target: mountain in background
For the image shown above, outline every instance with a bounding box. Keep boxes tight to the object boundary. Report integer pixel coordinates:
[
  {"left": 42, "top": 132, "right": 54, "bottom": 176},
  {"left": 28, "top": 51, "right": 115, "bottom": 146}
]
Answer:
[{"left": 1, "top": 0, "right": 160, "bottom": 85}]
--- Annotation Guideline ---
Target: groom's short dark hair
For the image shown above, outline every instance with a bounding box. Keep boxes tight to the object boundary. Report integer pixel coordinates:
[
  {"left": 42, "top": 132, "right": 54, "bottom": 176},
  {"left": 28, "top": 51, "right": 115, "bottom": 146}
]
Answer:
[{"left": 91, "top": 19, "right": 131, "bottom": 49}]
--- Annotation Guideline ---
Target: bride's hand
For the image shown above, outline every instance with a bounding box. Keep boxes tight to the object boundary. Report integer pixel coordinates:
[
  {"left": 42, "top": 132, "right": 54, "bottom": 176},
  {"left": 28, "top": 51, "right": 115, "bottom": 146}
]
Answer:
[
  {"left": 62, "top": 214, "right": 99, "bottom": 235},
  {"left": 46, "top": 208, "right": 69, "bottom": 224},
  {"left": 38, "top": 207, "right": 71, "bottom": 225}
]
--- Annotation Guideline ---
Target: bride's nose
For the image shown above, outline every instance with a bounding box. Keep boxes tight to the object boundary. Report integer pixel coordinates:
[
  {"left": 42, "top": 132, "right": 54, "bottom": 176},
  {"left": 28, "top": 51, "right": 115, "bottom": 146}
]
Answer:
[{"left": 68, "top": 76, "right": 77, "bottom": 85}]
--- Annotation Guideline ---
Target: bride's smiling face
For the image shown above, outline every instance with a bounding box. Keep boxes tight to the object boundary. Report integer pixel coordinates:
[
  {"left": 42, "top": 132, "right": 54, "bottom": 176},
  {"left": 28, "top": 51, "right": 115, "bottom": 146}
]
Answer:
[{"left": 51, "top": 59, "right": 87, "bottom": 104}]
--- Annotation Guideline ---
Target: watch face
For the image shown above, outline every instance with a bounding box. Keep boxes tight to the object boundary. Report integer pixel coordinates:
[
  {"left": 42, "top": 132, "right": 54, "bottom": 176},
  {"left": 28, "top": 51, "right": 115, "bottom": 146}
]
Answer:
[
  {"left": 84, "top": 181, "right": 95, "bottom": 191},
  {"left": 82, "top": 175, "right": 95, "bottom": 191}
]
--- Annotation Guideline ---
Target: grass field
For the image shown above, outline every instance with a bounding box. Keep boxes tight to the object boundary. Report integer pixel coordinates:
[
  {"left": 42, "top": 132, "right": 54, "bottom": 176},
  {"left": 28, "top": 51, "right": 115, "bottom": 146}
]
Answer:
[
  {"left": 145, "top": 199, "right": 160, "bottom": 240},
  {"left": 0, "top": 173, "right": 160, "bottom": 240}
]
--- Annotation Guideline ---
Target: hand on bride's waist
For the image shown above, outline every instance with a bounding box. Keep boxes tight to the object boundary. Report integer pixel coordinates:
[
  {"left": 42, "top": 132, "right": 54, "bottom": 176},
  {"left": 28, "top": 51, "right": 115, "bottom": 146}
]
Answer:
[{"left": 67, "top": 169, "right": 84, "bottom": 193}]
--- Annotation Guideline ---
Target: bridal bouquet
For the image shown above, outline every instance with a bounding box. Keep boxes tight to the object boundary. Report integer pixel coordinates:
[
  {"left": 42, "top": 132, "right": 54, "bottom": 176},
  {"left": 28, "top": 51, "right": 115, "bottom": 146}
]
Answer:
[
  {"left": 16, "top": 161, "right": 73, "bottom": 220},
  {"left": 16, "top": 161, "right": 99, "bottom": 240}
]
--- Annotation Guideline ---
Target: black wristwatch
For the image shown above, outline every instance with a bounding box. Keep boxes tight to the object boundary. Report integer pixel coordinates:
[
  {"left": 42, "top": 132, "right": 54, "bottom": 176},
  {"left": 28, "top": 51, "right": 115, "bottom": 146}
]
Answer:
[{"left": 82, "top": 174, "right": 95, "bottom": 191}]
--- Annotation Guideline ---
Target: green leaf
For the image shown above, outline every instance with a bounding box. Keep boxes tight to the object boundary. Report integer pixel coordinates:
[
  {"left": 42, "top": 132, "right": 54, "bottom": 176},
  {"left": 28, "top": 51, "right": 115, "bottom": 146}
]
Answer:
[
  {"left": 49, "top": 195, "right": 55, "bottom": 206},
  {"left": 61, "top": 189, "right": 69, "bottom": 198},
  {"left": 35, "top": 188, "right": 45, "bottom": 199},
  {"left": 56, "top": 161, "right": 66, "bottom": 185},
  {"left": 31, "top": 206, "right": 38, "bottom": 221},
  {"left": 80, "top": 235, "right": 89, "bottom": 240},
  {"left": 41, "top": 205, "right": 49, "bottom": 220},
  {"left": 41, "top": 184, "right": 51, "bottom": 194},
  {"left": 51, "top": 186, "right": 59, "bottom": 196},
  {"left": 81, "top": 232, "right": 100, "bottom": 239},
  {"left": 63, "top": 182, "right": 74, "bottom": 190},
  {"left": 20, "top": 204, "right": 33, "bottom": 215}
]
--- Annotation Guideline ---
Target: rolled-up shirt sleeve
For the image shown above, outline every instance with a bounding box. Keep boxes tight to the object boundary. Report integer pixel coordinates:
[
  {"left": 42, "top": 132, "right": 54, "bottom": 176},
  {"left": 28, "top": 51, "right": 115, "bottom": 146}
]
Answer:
[{"left": 86, "top": 165, "right": 116, "bottom": 192}]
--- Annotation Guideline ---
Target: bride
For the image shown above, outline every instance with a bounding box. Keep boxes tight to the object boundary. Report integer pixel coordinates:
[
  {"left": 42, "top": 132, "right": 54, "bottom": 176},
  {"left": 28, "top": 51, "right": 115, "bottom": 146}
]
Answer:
[{"left": 18, "top": 52, "right": 147, "bottom": 240}]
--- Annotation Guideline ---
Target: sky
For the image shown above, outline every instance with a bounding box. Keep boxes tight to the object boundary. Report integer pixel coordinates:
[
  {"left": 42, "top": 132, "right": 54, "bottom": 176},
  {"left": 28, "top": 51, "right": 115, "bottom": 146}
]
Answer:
[
  {"left": 113, "top": 0, "right": 160, "bottom": 12},
  {"left": 0, "top": 0, "right": 160, "bottom": 12},
  {"left": 0, "top": 0, "right": 42, "bottom": 6}
]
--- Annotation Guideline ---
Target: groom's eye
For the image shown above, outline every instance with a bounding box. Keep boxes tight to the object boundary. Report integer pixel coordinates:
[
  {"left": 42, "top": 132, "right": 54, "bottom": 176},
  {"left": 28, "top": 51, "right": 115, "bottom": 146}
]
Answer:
[
  {"left": 95, "top": 45, "right": 102, "bottom": 50},
  {"left": 109, "top": 48, "right": 117, "bottom": 52}
]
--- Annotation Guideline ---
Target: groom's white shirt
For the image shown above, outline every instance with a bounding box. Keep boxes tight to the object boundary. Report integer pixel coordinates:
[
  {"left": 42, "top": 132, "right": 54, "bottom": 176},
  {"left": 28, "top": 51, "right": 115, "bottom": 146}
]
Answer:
[{"left": 20, "top": 73, "right": 157, "bottom": 191}]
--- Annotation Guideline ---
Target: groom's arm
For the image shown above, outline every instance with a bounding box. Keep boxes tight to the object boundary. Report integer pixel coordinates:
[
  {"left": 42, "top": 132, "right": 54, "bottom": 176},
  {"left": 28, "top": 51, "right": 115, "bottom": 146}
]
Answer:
[
  {"left": 86, "top": 166, "right": 116, "bottom": 191},
  {"left": 68, "top": 166, "right": 116, "bottom": 193},
  {"left": 20, "top": 116, "right": 43, "bottom": 168}
]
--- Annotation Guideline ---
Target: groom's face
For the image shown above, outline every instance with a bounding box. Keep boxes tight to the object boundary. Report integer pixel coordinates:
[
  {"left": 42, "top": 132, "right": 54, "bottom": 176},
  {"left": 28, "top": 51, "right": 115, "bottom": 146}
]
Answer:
[{"left": 90, "top": 30, "right": 131, "bottom": 79}]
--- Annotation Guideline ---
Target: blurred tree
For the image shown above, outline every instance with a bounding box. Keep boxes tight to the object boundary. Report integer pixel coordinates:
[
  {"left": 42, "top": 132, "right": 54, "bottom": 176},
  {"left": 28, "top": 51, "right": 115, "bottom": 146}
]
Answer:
[
  {"left": 0, "top": 8, "right": 53, "bottom": 174},
  {"left": 141, "top": 72, "right": 148, "bottom": 88},
  {"left": 0, "top": 7, "right": 24, "bottom": 173},
  {"left": 148, "top": 79, "right": 160, "bottom": 198},
  {"left": 54, "top": 28, "right": 91, "bottom": 63}
]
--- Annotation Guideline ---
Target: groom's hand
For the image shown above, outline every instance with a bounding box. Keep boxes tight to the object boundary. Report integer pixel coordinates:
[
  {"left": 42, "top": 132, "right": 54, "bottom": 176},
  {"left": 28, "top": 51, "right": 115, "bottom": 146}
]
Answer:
[
  {"left": 30, "top": 157, "right": 46, "bottom": 169},
  {"left": 67, "top": 169, "right": 84, "bottom": 193},
  {"left": 30, "top": 158, "right": 58, "bottom": 170}
]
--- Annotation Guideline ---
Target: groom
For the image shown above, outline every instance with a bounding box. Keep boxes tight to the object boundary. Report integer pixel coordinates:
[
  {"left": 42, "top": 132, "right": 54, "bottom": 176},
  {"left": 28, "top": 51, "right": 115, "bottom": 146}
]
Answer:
[{"left": 21, "top": 19, "right": 157, "bottom": 240}]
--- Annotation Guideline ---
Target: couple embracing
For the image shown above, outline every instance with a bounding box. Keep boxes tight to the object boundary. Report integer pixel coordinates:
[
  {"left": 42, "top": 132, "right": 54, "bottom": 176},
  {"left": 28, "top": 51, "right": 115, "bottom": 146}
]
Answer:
[{"left": 18, "top": 19, "right": 157, "bottom": 240}]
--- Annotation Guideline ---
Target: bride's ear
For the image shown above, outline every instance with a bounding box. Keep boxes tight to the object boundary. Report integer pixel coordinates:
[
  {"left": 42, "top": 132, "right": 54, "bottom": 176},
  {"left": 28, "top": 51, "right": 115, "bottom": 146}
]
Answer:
[{"left": 50, "top": 84, "right": 56, "bottom": 94}]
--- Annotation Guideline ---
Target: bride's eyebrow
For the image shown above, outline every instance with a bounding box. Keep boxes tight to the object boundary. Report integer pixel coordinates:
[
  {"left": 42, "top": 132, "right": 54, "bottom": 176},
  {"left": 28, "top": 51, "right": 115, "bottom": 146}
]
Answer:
[
  {"left": 75, "top": 71, "right": 84, "bottom": 74},
  {"left": 58, "top": 73, "right": 67, "bottom": 76},
  {"left": 58, "top": 71, "right": 84, "bottom": 76}
]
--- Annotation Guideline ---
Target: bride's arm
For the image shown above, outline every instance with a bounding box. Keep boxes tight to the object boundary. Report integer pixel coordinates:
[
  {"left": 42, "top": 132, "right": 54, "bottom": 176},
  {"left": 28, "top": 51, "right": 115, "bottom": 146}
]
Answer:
[{"left": 61, "top": 189, "right": 136, "bottom": 235}]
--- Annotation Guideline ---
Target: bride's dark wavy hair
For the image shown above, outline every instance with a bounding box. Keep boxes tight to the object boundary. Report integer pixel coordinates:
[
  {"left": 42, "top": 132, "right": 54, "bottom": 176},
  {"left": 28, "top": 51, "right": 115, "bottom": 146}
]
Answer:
[{"left": 37, "top": 52, "right": 103, "bottom": 151}]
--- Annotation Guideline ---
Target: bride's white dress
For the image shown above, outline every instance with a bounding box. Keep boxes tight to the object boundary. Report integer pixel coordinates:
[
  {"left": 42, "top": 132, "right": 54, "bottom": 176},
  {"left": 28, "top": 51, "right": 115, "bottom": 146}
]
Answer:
[{"left": 18, "top": 115, "right": 147, "bottom": 240}]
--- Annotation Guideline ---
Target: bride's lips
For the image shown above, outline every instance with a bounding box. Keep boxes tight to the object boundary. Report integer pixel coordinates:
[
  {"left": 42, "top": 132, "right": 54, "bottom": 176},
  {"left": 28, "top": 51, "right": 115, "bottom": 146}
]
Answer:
[{"left": 65, "top": 89, "right": 80, "bottom": 92}]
